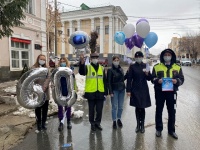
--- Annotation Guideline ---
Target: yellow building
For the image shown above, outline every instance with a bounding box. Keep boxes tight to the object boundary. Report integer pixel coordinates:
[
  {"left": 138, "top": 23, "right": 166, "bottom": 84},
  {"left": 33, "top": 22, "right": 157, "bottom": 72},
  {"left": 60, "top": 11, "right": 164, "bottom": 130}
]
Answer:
[
  {"left": 169, "top": 36, "right": 189, "bottom": 59},
  {"left": 58, "top": 5, "right": 128, "bottom": 62}
]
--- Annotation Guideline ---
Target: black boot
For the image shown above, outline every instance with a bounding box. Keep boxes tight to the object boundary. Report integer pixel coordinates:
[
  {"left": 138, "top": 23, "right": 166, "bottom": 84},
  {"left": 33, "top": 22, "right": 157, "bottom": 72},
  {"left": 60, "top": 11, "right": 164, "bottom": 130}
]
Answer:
[
  {"left": 135, "top": 109, "right": 140, "bottom": 133},
  {"left": 42, "top": 121, "right": 47, "bottom": 130},
  {"left": 58, "top": 122, "right": 64, "bottom": 131},
  {"left": 140, "top": 109, "right": 145, "bottom": 133},
  {"left": 140, "top": 121, "right": 145, "bottom": 133},
  {"left": 37, "top": 121, "right": 42, "bottom": 131},
  {"left": 67, "top": 121, "right": 72, "bottom": 129},
  {"left": 117, "top": 119, "right": 123, "bottom": 128},
  {"left": 113, "top": 121, "right": 117, "bottom": 129}
]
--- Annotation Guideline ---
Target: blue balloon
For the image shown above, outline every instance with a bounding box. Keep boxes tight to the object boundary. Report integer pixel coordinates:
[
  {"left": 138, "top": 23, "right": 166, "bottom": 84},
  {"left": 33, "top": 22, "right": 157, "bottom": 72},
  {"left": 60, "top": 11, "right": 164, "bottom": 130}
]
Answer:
[
  {"left": 73, "top": 35, "right": 86, "bottom": 45},
  {"left": 114, "top": 31, "right": 126, "bottom": 45},
  {"left": 144, "top": 32, "right": 158, "bottom": 48}
]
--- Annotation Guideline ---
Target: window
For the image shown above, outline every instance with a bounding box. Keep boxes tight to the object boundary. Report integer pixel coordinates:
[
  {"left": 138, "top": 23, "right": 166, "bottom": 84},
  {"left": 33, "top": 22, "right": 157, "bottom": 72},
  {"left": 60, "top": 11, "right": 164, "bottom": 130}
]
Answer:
[
  {"left": 105, "top": 25, "right": 109, "bottom": 34},
  {"left": 96, "top": 46, "right": 100, "bottom": 53},
  {"left": 67, "top": 29, "right": 70, "bottom": 36},
  {"left": 96, "top": 26, "right": 100, "bottom": 34},
  {"left": 25, "top": 0, "right": 34, "bottom": 14},
  {"left": 11, "top": 40, "right": 30, "bottom": 70}
]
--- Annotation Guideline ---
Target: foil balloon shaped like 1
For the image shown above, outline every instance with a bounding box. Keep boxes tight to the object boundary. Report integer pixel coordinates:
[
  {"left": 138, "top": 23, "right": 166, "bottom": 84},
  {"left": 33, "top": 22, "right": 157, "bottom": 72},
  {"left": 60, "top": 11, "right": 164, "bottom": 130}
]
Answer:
[{"left": 16, "top": 68, "right": 48, "bottom": 109}]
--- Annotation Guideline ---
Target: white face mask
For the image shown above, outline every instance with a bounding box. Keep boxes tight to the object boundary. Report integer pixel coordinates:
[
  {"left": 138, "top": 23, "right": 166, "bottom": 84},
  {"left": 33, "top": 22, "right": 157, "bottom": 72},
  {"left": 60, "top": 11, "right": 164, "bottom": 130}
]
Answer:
[
  {"left": 163, "top": 56, "right": 172, "bottom": 62},
  {"left": 113, "top": 61, "right": 119, "bottom": 66},
  {"left": 91, "top": 59, "right": 98, "bottom": 65},
  {"left": 39, "top": 59, "right": 45, "bottom": 65},
  {"left": 135, "top": 58, "right": 143, "bottom": 63}
]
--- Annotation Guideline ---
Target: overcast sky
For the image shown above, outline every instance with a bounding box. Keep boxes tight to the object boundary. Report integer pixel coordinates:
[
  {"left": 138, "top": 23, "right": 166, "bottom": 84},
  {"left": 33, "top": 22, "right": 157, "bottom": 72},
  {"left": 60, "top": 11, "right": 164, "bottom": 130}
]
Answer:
[{"left": 58, "top": 0, "right": 200, "bottom": 55}]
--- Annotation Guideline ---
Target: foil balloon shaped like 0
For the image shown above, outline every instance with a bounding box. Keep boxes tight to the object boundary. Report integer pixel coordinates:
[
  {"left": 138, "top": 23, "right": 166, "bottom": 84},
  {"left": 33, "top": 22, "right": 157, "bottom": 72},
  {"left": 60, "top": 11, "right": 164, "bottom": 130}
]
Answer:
[
  {"left": 51, "top": 67, "right": 77, "bottom": 107},
  {"left": 16, "top": 68, "right": 48, "bottom": 109}
]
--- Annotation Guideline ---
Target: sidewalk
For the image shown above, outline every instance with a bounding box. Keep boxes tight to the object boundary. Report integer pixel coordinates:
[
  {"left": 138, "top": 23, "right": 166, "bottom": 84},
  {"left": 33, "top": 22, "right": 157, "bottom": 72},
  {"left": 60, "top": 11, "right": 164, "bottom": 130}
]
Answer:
[
  {"left": 0, "top": 73, "right": 86, "bottom": 150},
  {"left": 0, "top": 80, "right": 35, "bottom": 150}
]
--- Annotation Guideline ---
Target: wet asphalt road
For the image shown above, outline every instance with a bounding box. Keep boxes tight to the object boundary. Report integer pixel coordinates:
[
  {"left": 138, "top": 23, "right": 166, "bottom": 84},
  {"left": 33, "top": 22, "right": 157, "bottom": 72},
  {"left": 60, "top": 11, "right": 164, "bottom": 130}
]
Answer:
[{"left": 11, "top": 65, "right": 200, "bottom": 150}]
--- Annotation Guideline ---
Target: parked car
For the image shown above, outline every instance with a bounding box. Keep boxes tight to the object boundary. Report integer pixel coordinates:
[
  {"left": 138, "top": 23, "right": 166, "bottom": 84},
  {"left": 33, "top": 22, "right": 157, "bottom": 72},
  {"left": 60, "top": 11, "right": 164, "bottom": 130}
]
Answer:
[
  {"left": 181, "top": 60, "right": 192, "bottom": 66},
  {"left": 176, "top": 60, "right": 181, "bottom": 65},
  {"left": 98, "top": 58, "right": 108, "bottom": 67},
  {"left": 69, "top": 58, "right": 79, "bottom": 66}
]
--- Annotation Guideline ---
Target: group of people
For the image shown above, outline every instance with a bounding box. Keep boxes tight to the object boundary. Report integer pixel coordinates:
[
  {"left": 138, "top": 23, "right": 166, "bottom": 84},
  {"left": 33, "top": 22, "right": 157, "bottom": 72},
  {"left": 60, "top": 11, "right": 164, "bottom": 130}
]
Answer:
[
  {"left": 31, "top": 54, "right": 74, "bottom": 132},
  {"left": 31, "top": 48, "right": 184, "bottom": 140},
  {"left": 79, "top": 48, "right": 184, "bottom": 140}
]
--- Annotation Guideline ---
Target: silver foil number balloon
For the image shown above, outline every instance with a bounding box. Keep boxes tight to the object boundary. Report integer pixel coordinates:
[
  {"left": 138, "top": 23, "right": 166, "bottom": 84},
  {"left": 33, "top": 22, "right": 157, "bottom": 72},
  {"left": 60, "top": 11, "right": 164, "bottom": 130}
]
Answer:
[
  {"left": 16, "top": 68, "right": 48, "bottom": 109},
  {"left": 51, "top": 67, "right": 77, "bottom": 107}
]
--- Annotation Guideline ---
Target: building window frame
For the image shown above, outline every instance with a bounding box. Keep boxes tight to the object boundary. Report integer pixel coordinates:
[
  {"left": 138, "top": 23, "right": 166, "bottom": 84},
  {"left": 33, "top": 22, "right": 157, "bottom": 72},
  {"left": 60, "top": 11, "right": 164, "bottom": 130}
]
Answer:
[
  {"left": 96, "top": 26, "right": 100, "bottom": 34},
  {"left": 105, "top": 25, "right": 109, "bottom": 34},
  {"left": 10, "top": 40, "right": 30, "bottom": 71},
  {"left": 67, "top": 29, "right": 70, "bottom": 36},
  {"left": 25, "top": 0, "right": 34, "bottom": 15}
]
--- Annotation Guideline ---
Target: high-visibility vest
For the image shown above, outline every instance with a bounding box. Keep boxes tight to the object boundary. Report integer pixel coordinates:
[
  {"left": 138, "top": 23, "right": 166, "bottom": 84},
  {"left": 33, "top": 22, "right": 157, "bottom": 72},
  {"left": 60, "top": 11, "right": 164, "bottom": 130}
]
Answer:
[
  {"left": 154, "top": 63, "right": 181, "bottom": 78},
  {"left": 85, "top": 65, "right": 105, "bottom": 92}
]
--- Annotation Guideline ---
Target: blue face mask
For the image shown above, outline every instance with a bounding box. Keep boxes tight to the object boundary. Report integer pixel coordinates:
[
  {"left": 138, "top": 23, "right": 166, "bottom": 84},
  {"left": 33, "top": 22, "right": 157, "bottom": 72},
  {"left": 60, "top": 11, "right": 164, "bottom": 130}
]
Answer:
[{"left": 60, "top": 62, "right": 66, "bottom": 67}]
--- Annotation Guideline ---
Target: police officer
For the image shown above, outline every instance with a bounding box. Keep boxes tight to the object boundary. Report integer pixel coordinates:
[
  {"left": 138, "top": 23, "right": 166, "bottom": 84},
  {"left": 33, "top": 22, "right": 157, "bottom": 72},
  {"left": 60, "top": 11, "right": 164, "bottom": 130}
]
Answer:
[
  {"left": 79, "top": 53, "right": 108, "bottom": 131},
  {"left": 152, "top": 49, "right": 184, "bottom": 139}
]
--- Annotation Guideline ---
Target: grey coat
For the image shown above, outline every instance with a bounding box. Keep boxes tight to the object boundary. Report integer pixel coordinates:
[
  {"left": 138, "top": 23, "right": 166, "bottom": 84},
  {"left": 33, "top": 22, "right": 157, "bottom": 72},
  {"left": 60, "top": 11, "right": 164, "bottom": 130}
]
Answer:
[{"left": 31, "top": 66, "right": 50, "bottom": 100}]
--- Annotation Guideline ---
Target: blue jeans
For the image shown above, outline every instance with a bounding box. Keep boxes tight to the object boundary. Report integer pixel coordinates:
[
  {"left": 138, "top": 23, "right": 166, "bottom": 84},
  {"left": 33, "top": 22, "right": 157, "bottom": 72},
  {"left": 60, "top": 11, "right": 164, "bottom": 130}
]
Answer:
[{"left": 111, "top": 89, "right": 125, "bottom": 121}]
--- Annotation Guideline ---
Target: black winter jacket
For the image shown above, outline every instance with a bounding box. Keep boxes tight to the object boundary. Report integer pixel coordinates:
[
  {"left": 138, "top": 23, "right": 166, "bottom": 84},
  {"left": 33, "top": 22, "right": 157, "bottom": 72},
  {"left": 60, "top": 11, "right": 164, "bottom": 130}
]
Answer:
[
  {"left": 151, "top": 49, "right": 184, "bottom": 92},
  {"left": 107, "top": 64, "right": 126, "bottom": 94},
  {"left": 126, "top": 62, "right": 152, "bottom": 108}
]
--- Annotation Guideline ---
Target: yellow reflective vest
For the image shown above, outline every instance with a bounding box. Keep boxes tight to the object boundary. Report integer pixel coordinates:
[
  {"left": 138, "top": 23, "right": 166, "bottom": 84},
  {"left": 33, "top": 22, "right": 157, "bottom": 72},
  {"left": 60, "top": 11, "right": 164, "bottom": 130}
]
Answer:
[
  {"left": 154, "top": 63, "right": 181, "bottom": 78},
  {"left": 85, "top": 65, "right": 105, "bottom": 93}
]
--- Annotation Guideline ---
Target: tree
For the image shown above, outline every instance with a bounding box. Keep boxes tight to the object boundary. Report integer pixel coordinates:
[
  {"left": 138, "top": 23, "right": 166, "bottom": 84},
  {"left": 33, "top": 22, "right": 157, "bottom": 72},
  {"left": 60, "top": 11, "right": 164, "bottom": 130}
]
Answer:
[
  {"left": 179, "top": 32, "right": 200, "bottom": 60},
  {"left": 0, "top": 0, "right": 29, "bottom": 39},
  {"left": 89, "top": 31, "right": 98, "bottom": 53}
]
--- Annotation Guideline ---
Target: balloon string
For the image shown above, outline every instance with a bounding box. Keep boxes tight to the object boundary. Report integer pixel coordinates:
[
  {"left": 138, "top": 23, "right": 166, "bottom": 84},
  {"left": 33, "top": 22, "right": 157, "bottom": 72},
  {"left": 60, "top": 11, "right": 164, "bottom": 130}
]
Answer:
[{"left": 61, "top": 110, "right": 67, "bottom": 124}]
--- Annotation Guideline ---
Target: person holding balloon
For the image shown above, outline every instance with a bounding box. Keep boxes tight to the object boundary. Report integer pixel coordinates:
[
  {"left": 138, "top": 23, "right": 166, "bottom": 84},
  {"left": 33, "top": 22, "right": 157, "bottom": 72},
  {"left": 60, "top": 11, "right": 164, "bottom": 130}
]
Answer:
[
  {"left": 79, "top": 52, "right": 108, "bottom": 131},
  {"left": 57, "top": 57, "right": 76, "bottom": 131},
  {"left": 32, "top": 54, "right": 51, "bottom": 131},
  {"left": 126, "top": 51, "right": 152, "bottom": 133}
]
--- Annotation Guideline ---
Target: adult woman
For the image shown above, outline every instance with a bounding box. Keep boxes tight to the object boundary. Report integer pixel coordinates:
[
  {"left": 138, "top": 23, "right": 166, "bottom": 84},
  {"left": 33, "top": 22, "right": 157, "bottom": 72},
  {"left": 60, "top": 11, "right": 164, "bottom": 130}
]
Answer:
[
  {"left": 126, "top": 51, "right": 152, "bottom": 133},
  {"left": 107, "top": 55, "right": 126, "bottom": 129},
  {"left": 57, "top": 57, "right": 74, "bottom": 131},
  {"left": 32, "top": 54, "right": 50, "bottom": 131}
]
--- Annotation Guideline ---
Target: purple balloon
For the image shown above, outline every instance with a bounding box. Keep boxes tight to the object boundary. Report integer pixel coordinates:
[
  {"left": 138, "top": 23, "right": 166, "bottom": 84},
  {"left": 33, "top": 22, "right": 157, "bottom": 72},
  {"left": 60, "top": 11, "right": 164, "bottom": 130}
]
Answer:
[
  {"left": 132, "top": 33, "right": 144, "bottom": 48},
  {"left": 125, "top": 37, "right": 134, "bottom": 49},
  {"left": 136, "top": 18, "right": 149, "bottom": 25}
]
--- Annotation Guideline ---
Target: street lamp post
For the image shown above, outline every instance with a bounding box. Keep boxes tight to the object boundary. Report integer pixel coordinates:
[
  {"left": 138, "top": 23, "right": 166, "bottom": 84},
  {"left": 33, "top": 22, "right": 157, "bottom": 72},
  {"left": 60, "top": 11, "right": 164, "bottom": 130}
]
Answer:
[
  {"left": 173, "top": 33, "right": 182, "bottom": 59},
  {"left": 54, "top": 0, "right": 58, "bottom": 56}
]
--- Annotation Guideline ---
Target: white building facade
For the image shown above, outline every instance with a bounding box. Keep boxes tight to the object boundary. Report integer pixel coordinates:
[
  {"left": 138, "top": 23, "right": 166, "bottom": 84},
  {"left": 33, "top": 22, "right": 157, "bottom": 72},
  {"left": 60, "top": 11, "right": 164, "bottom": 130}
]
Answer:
[
  {"left": 0, "top": 0, "right": 47, "bottom": 81},
  {"left": 59, "top": 5, "right": 128, "bottom": 63}
]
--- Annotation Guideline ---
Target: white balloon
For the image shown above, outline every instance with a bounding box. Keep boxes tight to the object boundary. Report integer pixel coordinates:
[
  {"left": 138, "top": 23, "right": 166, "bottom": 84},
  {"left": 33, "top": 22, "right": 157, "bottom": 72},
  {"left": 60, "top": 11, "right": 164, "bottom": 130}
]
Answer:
[
  {"left": 136, "top": 21, "right": 150, "bottom": 38},
  {"left": 123, "top": 24, "right": 135, "bottom": 38}
]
